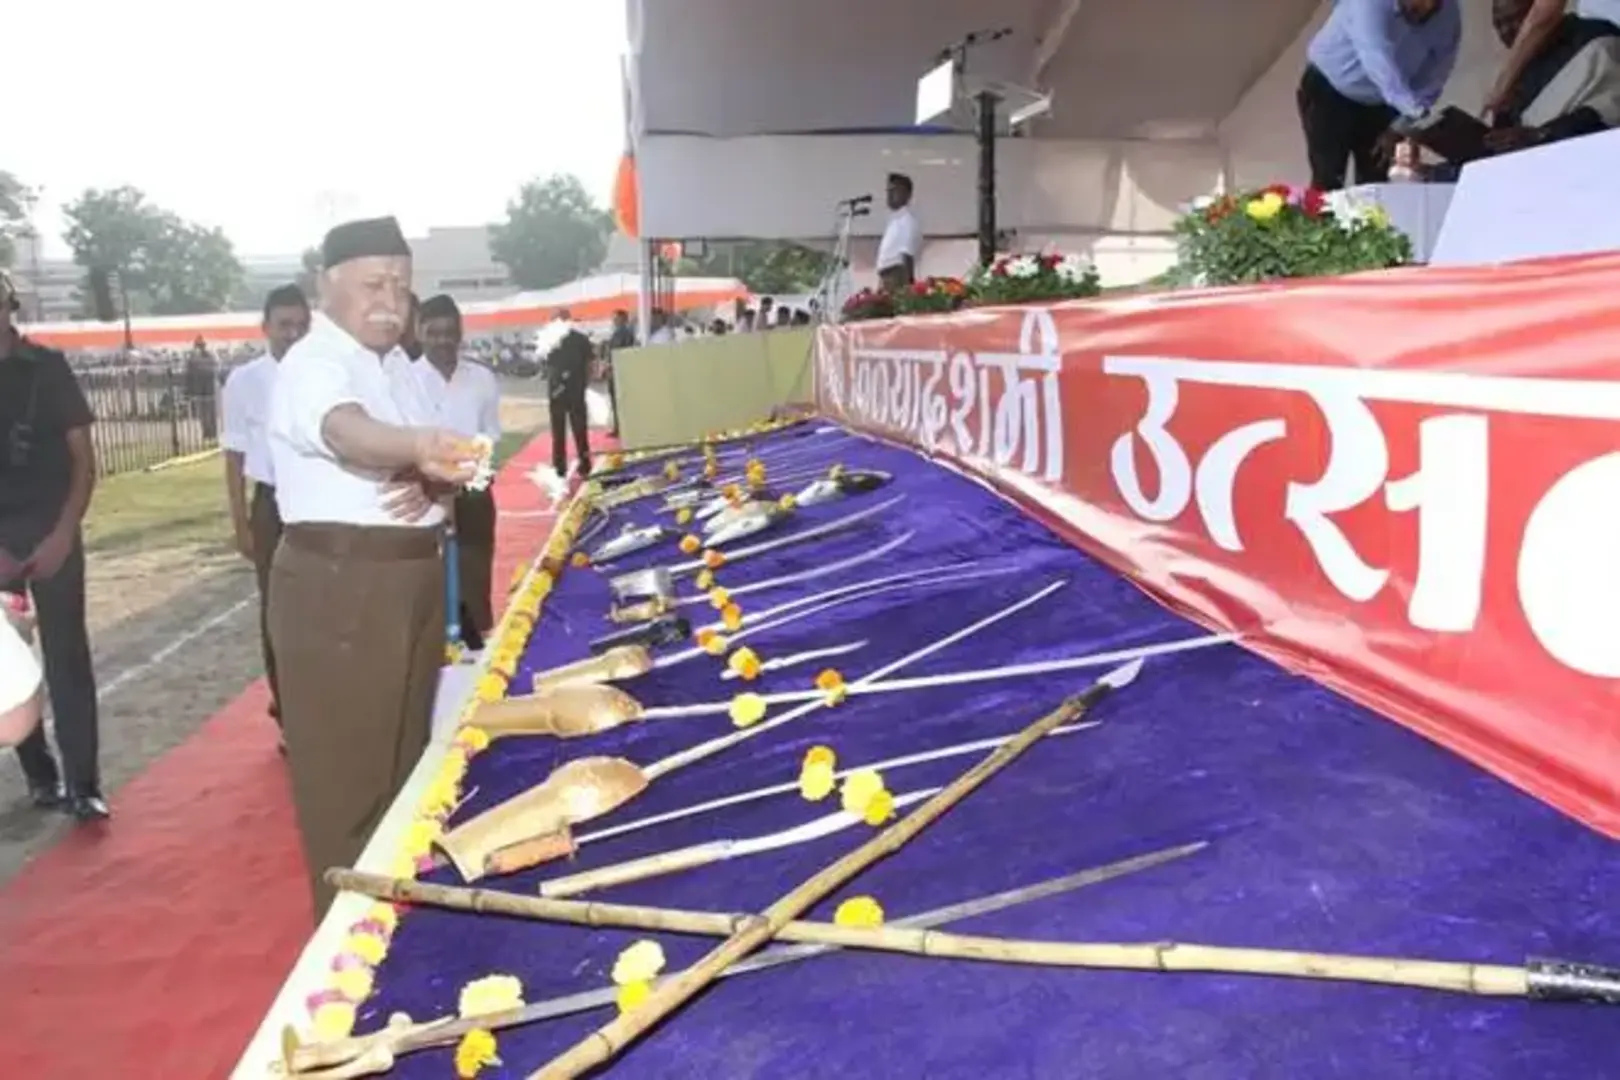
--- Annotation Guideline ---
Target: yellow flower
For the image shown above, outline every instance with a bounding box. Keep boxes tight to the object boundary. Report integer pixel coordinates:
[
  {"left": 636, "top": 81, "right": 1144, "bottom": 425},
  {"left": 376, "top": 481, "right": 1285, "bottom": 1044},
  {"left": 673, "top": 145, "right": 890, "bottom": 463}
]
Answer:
[
  {"left": 676, "top": 507, "right": 694, "bottom": 525},
  {"left": 1368, "top": 205, "right": 1391, "bottom": 227},
  {"left": 722, "top": 483, "right": 742, "bottom": 502},
  {"left": 703, "top": 461, "right": 719, "bottom": 480},
  {"left": 799, "top": 760, "right": 836, "bottom": 801},
  {"left": 312, "top": 1000, "right": 357, "bottom": 1040},
  {"left": 454, "top": 726, "right": 492, "bottom": 754},
  {"left": 804, "top": 745, "right": 836, "bottom": 770},
  {"left": 744, "top": 457, "right": 764, "bottom": 475},
  {"left": 571, "top": 551, "right": 591, "bottom": 568},
  {"left": 612, "top": 939, "right": 668, "bottom": 985},
  {"left": 617, "top": 979, "right": 653, "bottom": 1013},
  {"left": 399, "top": 818, "right": 444, "bottom": 859},
  {"left": 454, "top": 1029, "right": 501, "bottom": 1079},
  {"left": 1245, "top": 191, "right": 1284, "bottom": 221},
  {"left": 704, "top": 550, "right": 727, "bottom": 570},
  {"left": 833, "top": 895, "right": 885, "bottom": 928},
  {"left": 679, "top": 534, "right": 702, "bottom": 555},
  {"left": 828, "top": 464, "right": 845, "bottom": 480},
  {"left": 387, "top": 852, "right": 418, "bottom": 880},
  {"left": 444, "top": 642, "right": 463, "bottom": 664},
  {"left": 727, "top": 646, "right": 763, "bottom": 681},
  {"left": 708, "top": 586, "right": 732, "bottom": 610},
  {"left": 862, "top": 788, "right": 897, "bottom": 826},
  {"left": 343, "top": 932, "right": 388, "bottom": 966},
  {"left": 663, "top": 461, "right": 680, "bottom": 481},
  {"left": 475, "top": 673, "right": 507, "bottom": 702},
  {"left": 696, "top": 627, "right": 728, "bottom": 655},
  {"left": 695, "top": 569, "right": 716, "bottom": 591},
  {"left": 778, "top": 493, "right": 797, "bottom": 511},
  {"left": 332, "top": 965, "right": 374, "bottom": 1002},
  {"left": 840, "top": 769, "right": 886, "bottom": 816},
  {"left": 365, "top": 903, "right": 400, "bottom": 934},
  {"left": 458, "top": 974, "right": 525, "bottom": 1018},
  {"left": 721, "top": 603, "right": 744, "bottom": 631},
  {"left": 728, "top": 692, "right": 768, "bottom": 728}
]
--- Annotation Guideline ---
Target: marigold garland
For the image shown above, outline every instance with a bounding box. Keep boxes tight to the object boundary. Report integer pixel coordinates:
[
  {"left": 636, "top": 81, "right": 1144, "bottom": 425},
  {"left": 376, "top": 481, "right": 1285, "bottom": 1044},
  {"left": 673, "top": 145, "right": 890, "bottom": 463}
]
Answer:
[
  {"left": 727, "top": 645, "right": 763, "bottom": 681},
  {"left": 454, "top": 1029, "right": 501, "bottom": 1078},
  {"left": 721, "top": 603, "right": 744, "bottom": 631},
  {"left": 679, "top": 534, "right": 702, "bottom": 555},
  {"left": 729, "top": 692, "right": 768, "bottom": 728}
]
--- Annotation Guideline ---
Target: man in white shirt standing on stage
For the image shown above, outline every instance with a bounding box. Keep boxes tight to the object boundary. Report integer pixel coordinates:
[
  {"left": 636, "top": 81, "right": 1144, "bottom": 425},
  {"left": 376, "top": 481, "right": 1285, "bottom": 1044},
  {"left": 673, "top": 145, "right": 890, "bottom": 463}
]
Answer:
[
  {"left": 266, "top": 216, "right": 477, "bottom": 916},
  {"left": 877, "top": 172, "right": 922, "bottom": 292},
  {"left": 414, "top": 294, "right": 502, "bottom": 649},
  {"left": 220, "top": 284, "right": 310, "bottom": 733}
]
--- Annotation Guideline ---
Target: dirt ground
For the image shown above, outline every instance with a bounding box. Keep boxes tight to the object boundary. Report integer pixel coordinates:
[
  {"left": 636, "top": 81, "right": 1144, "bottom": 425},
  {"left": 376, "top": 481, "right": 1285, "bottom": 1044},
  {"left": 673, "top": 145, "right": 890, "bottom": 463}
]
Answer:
[{"left": 0, "top": 376, "right": 551, "bottom": 885}]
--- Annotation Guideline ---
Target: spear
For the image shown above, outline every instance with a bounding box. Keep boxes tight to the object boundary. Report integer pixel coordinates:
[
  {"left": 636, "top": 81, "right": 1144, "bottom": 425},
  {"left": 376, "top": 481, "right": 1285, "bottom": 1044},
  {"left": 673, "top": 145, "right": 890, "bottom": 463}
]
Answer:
[{"left": 291, "top": 840, "right": 1205, "bottom": 1077}]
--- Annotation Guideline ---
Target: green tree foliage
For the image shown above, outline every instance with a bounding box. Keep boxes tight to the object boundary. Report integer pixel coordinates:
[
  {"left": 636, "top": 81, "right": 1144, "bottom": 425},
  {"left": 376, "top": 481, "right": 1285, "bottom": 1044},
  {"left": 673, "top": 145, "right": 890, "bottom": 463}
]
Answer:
[
  {"left": 490, "top": 174, "right": 612, "bottom": 290},
  {"left": 676, "top": 241, "right": 834, "bottom": 295},
  {"left": 0, "top": 171, "right": 32, "bottom": 269},
  {"left": 61, "top": 186, "right": 245, "bottom": 316}
]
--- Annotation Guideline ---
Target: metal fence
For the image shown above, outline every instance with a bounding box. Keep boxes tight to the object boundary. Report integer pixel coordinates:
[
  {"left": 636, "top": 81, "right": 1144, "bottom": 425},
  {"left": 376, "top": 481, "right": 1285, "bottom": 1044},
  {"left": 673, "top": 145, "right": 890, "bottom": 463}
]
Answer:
[{"left": 75, "top": 366, "right": 222, "bottom": 477}]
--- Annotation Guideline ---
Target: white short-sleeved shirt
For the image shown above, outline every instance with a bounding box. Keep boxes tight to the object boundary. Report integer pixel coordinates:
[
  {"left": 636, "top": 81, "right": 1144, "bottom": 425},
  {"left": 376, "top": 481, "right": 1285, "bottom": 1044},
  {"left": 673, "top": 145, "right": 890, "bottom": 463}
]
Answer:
[
  {"left": 877, "top": 206, "right": 922, "bottom": 271},
  {"left": 1578, "top": 0, "right": 1620, "bottom": 28},
  {"left": 221, "top": 353, "right": 279, "bottom": 485},
  {"left": 412, "top": 358, "right": 501, "bottom": 442},
  {"left": 267, "top": 314, "right": 446, "bottom": 528},
  {"left": 0, "top": 616, "right": 40, "bottom": 716}
]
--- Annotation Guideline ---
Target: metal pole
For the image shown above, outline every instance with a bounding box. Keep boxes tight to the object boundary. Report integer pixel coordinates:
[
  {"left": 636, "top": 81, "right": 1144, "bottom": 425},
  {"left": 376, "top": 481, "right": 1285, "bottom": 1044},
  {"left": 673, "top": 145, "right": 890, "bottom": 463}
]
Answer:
[{"left": 976, "top": 90, "right": 999, "bottom": 268}]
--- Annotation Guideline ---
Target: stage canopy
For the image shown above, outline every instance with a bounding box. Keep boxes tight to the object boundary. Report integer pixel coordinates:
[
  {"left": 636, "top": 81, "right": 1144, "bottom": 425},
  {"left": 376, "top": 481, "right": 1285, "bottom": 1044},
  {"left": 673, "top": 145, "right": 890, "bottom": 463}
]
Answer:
[{"left": 625, "top": 0, "right": 1511, "bottom": 281}]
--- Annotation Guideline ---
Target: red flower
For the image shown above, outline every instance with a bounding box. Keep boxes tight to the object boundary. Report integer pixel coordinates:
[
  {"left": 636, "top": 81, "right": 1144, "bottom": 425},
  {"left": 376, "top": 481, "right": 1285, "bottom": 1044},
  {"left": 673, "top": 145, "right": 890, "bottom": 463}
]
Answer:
[
  {"left": 1301, "top": 187, "right": 1326, "bottom": 217},
  {"left": 991, "top": 262, "right": 1008, "bottom": 277},
  {"left": 1263, "top": 183, "right": 1292, "bottom": 200},
  {"left": 910, "top": 281, "right": 929, "bottom": 295}
]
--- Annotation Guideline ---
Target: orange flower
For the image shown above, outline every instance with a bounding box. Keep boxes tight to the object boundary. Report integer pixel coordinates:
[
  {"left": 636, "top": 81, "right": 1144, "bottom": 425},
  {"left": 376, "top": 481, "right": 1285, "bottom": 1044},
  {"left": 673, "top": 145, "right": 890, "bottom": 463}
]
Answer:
[
  {"left": 679, "top": 535, "right": 701, "bottom": 555},
  {"left": 708, "top": 587, "right": 732, "bottom": 610},
  {"left": 570, "top": 552, "right": 591, "bottom": 569},
  {"left": 703, "top": 550, "right": 727, "bottom": 570},
  {"left": 815, "top": 668, "right": 848, "bottom": 706},
  {"left": 722, "top": 483, "right": 742, "bottom": 500},
  {"left": 721, "top": 603, "right": 743, "bottom": 631},
  {"left": 727, "top": 646, "right": 763, "bottom": 681},
  {"left": 703, "top": 461, "right": 719, "bottom": 479}
]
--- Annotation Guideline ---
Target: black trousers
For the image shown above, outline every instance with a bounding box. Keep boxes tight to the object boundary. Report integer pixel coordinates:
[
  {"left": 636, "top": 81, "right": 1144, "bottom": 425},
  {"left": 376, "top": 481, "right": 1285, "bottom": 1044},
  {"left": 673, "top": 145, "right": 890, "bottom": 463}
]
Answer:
[
  {"left": 9, "top": 533, "right": 101, "bottom": 796},
  {"left": 549, "top": 387, "right": 591, "bottom": 478},
  {"left": 1297, "top": 65, "right": 1397, "bottom": 191},
  {"left": 249, "top": 483, "right": 284, "bottom": 723}
]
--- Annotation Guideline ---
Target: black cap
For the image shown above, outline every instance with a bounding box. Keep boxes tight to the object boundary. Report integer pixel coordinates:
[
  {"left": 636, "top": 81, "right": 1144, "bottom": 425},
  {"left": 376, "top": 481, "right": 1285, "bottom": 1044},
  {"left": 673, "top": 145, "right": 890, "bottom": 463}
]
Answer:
[{"left": 320, "top": 216, "right": 411, "bottom": 271}]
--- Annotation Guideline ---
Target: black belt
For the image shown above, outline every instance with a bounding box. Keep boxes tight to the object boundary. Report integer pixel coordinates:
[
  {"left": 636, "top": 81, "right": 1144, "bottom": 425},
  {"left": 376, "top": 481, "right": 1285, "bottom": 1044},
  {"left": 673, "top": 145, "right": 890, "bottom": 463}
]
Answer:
[{"left": 283, "top": 523, "right": 442, "bottom": 561}]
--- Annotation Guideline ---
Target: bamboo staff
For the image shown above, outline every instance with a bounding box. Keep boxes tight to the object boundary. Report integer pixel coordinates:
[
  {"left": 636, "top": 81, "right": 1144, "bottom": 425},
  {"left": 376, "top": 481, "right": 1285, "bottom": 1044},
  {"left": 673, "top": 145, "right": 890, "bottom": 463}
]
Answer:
[
  {"left": 524, "top": 659, "right": 1142, "bottom": 1079},
  {"left": 298, "top": 843, "right": 1203, "bottom": 1077}
]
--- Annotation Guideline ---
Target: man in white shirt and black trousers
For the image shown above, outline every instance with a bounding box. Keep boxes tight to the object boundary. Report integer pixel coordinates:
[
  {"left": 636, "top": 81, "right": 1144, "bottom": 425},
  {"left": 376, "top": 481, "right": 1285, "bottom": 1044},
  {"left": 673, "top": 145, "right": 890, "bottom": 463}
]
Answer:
[
  {"left": 266, "top": 216, "right": 478, "bottom": 916},
  {"left": 414, "top": 294, "right": 502, "bottom": 648},
  {"left": 877, "top": 172, "right": 922, "bottom": 291},
  {"left": 221, "top": 284, "right": 311, "bottom": 732}
]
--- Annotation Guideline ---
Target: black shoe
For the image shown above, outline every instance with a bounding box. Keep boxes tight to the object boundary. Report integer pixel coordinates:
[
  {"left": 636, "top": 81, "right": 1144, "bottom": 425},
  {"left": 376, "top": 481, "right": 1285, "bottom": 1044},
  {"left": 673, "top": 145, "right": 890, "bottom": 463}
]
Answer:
[
  {"left": 67, "top": 793, "right": 110, "bottom": 822},
  {"left": 28, "top": 782, "right": 65, "bottom": 810}
]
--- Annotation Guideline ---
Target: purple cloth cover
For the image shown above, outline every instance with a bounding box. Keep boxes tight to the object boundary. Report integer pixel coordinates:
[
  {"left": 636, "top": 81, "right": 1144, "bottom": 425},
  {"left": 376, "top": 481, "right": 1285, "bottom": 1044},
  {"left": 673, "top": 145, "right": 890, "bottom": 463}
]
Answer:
[{"left": 364, "top": 423, "right": 1618, "bottom": 1078}]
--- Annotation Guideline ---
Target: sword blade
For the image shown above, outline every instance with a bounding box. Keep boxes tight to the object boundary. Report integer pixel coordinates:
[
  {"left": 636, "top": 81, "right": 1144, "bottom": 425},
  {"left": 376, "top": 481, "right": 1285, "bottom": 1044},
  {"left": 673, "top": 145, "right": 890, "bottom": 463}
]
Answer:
[{"left": 666, "top": 494, "right": 906, "bottom": 576}]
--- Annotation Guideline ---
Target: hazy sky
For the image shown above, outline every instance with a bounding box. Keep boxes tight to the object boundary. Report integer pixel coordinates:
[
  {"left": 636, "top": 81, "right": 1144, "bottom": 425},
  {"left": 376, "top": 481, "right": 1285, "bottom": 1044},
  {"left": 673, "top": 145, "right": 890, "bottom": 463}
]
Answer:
[{"left": 10, "top": 0, "right": 627, "bottom": 259}]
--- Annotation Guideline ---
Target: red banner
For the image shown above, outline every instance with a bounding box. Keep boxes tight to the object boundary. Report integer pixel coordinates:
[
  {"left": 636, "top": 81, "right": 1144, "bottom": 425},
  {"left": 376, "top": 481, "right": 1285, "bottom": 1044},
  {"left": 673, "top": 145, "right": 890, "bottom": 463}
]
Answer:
[{"left": 815, "top": 253, "right": 1620, "bottom": 839}]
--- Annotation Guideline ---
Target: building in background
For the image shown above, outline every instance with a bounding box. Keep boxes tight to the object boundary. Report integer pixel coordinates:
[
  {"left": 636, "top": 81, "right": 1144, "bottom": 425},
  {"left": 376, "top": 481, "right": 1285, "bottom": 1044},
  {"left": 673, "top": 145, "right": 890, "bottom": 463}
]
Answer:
[
  {"left": 409, "top": 226, "right": 515, "bottom": 303},
  {"left": 8, "top": 234, "right": 81, "bottom": 322}
]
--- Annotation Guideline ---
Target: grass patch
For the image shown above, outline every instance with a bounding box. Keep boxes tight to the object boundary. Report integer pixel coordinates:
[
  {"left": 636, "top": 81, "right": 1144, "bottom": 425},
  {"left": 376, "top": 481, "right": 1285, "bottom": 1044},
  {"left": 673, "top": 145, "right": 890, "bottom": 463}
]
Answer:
[{"left": 83, "top": 456, "right": 232, "bottom": 558}]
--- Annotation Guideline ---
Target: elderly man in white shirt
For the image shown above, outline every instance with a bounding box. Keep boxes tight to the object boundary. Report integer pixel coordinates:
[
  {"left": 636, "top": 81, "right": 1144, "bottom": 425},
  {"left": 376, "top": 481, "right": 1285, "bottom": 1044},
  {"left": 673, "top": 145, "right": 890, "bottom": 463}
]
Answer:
[
  {"left": 265, "top": 216, "right": 478, "bottom": 916},
  {"left": 414, "top": 294, "right": 502, "bottom": 646},
  {"left": 877, "top": 172, "right": 922, "bottom": 291},
  {"left": 220, "top": 283, "right": 310, "bottom": 732},
  {"left": 0, "top": 597, "right": 41, "bottom": 746}
]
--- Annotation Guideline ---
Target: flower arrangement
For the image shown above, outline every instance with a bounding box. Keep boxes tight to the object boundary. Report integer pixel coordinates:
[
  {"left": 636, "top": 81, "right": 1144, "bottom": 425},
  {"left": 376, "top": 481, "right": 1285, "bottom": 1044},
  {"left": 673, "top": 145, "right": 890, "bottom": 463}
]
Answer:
[
  {"left": 965, "top": 252, "right": 1100, "bottom": 307},
  {"left": 841, "top": 287, "right": 896, "bottom": 322},
  {"left": 892, "top": 275, "right": 967, "bottom": 315},
  {"left": 1173, "top": 183, "right": 1413, "bottom": 287}
]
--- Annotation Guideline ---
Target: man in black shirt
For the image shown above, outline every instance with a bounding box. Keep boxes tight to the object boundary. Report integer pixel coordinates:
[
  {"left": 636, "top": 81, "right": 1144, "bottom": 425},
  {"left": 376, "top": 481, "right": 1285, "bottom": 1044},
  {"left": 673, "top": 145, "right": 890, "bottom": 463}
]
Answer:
[
  {"left": 544, "top": 309, "right": 594, "bottom": 480},
  {"left": 0, "top": 272, "right": 105, "bottom": 821},
  {"left": 603, "top": 308, "right": 636, "bottom": 437}
]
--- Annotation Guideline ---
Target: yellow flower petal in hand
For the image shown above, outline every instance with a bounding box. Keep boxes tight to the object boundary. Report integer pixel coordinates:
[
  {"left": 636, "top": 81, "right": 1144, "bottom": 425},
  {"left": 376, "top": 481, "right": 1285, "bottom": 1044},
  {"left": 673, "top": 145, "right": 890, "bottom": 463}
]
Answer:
[
  {"left": 729, "top": 692, "right": 768, "bottom": 728},
  {"left": 708, "top": 586, "right": 732, "bottom": 610},
  {"left": 695, "top": 568, "right": 715, "bottom": 590},
  {"left": 862, "top": 787, "right": 897, "bottom": 826},
  {"left": 458, "top": 974, "right": 525, "bottom": 1018},
  {"left": 616, "top": 979, "right": 653, "bottom": 1013},
  {"left": 833, "top": 895, "right": 885, "bottom": 928},
  {"left": 721, "top": 603, "right": 743, "bottom": 631},
  {"left": 676, "top": 507, "right": 694, "bottom": 525},
  {"left": 679, "top": 534, "right": 702, "bottom": 555},
  {"left": 727, "top": 646, "right": 763, "bottom": 681},
  {"left": 798, "top": 760, "right": 836, "bottom": 801},
  {"left": 453, "top": 1029, "right": 501, "bottom": 1079},
  {"left": 612, "top": 939, "right": 668, "bottom": 985},
  {"left": 840, "top": 768, "right": 885, "bottom": 816}
]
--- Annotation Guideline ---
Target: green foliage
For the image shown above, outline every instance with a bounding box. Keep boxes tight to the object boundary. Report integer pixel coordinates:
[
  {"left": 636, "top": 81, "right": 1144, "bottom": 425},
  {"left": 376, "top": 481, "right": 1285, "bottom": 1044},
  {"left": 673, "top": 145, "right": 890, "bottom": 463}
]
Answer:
[
  {"left": 676, "top": 241, "right": 835, "bottom": 294},
  {"left": 966, "top": 254, "right": 1101, "bottom": 306},
  {"left": 61, "top": 186, "right": 245, "bottom": 316},
  {"left": 489, "top": 174, "right": 612, "bottom": 290},
  {"left": 0, "top": 171, "right": 33, "bottom": 269},
  {"left": 1173, "top": 187, "right": 1412, "bottom": 288}
]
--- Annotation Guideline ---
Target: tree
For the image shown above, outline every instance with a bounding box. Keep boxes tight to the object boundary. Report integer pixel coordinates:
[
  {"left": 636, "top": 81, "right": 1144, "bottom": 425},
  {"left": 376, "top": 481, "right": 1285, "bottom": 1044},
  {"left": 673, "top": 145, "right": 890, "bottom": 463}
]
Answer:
[
  {"left": 676, "top": 241, "right": 834, "bottom": 295},
  {"left": 0, "top": 171, "right": 35, "bottom": 269},
  {"left": 490, "top": 174, "right": 612, "bottom": 290},
  {"left": 61, "top": 186, "right": 244, "bottom": 317}
]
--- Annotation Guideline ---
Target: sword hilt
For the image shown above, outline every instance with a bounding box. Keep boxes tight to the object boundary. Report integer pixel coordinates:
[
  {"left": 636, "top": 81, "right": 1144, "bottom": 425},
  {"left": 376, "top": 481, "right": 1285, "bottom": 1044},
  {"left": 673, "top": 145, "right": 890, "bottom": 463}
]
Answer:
[{"left": 1526, "top": 957, "right": 1620, "bottom": 1004}]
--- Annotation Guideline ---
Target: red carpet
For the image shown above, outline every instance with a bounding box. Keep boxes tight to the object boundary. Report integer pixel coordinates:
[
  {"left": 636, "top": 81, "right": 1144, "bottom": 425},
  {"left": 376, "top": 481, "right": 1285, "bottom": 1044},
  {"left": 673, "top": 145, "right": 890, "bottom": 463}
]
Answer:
[{"left": 0, "top": 430, "right": 615, "bottom": 1079}]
